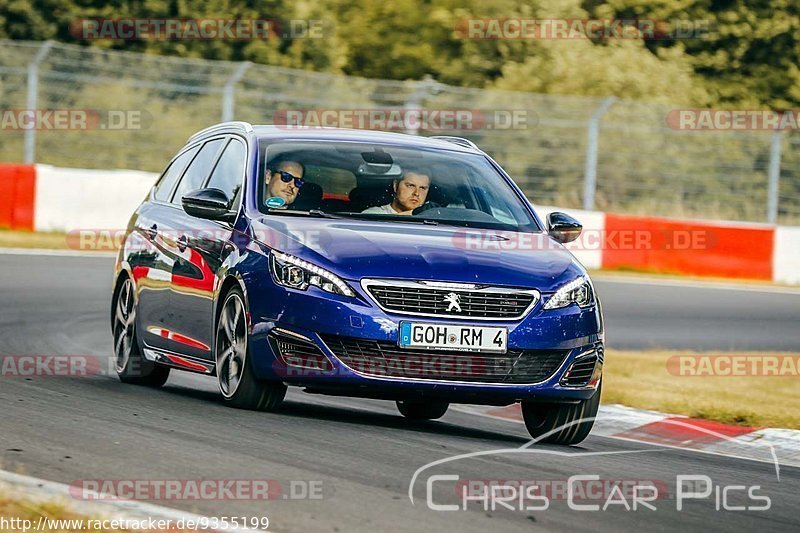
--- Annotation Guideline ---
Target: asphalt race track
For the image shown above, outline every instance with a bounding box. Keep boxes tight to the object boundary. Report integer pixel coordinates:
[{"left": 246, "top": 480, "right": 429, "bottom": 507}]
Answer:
[
  {"left": 1, "top": 253, "right": 798, "bottom": 532},
  {"left": 594, "top": 277, "right": 800, "bottom": 351}
]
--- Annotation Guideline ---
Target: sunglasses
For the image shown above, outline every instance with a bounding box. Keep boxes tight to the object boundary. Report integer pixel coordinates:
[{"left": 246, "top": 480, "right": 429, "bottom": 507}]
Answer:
[{"left": 274, "top": 170, "right": 304, "bottom": 188}]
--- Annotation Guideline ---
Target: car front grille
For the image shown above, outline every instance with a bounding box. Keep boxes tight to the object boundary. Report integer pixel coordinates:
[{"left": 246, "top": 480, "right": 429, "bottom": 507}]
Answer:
[
  {"left": 362, "top": 279, "right": 539, "bottom": 320},
  {"left": 320, "top": 334, "right": 568, "bottom": 384}
]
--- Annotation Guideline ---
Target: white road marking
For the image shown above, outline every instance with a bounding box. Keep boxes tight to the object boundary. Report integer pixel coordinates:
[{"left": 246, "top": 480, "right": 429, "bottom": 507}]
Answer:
[
  {"left": 451, "top": 404, "right": 800, "bottom": 469},
  {"left": 0, "top": 247, "right": 116, "bottom": 258}
]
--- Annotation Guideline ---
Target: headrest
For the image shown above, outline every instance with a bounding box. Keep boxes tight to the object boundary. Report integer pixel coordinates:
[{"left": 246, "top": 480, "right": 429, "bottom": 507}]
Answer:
[{"left": 292, "top": 182, "right": 323, "bottom": 210}]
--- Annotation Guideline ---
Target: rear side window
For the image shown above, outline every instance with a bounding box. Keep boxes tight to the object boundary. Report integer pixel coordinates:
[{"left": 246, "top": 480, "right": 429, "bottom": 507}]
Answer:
[
  {"left": 206, "top": 138, "right": 246, "bottom": 208},
  {"left": 153, "top": 145, "right": 199, "bottom": 202},
  {"left": 170, "top": 138, "right": 225, "bottom": 204}
]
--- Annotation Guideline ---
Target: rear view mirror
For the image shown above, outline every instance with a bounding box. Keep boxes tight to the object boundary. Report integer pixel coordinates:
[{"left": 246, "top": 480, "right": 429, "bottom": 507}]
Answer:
[
  {"left": 547, "top": 212, "right": 582, "bottom": 243},
  {"left": 356, "top": 163, "right": 403, "bottom": 177},
  {"left": 358, "top": 148, "right": 402, "bottom": 176}
]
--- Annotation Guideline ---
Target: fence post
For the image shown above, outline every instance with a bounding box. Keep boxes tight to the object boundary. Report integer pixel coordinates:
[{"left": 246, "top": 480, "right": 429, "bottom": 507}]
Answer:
[
  {"left": 24, "top": 40, "right": 54, "bottom": 164},
  {"left": 222, "top": 62, "right": 251, "bottom": 122},
  {"left": 582, "top": 96, "right": 617, "bottom": 210},
  {"left": 766, "top": 127, "right": 783, "bottom": 224},
  {"left": 403, "top": 75, "right": 442, "bottom": 135}
]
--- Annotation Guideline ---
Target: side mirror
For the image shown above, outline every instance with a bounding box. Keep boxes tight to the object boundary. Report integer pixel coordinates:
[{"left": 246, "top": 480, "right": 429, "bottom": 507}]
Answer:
[
  {"left": 182, "top": 188, "right": 235, "bottom": 222},
  {"left": 547, "top": 212, "right": 582, "bottom": 244}
]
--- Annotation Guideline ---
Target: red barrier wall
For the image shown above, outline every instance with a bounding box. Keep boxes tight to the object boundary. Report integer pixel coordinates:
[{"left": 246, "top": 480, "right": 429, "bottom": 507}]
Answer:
[
  {"left": 602, "top": 214, "right": 774, "bottom": 280},
  {"left": 0, "top": 164, "right": 36, "bottom": 231}
]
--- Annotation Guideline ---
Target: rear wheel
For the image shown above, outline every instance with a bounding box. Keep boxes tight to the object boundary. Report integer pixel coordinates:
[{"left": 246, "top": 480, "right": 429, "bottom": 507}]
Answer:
[
  {"left": 113, "top": 277, "right": 170, "bottom": 387},
  {"left": 216, "top": 287, "right": 286, "bottom": 411},
  {"left": 396, "top": 400, "right": 449, "bottom": 420},
  {"left": 521, "top": 383, "right": 601, "bottom": 445}
]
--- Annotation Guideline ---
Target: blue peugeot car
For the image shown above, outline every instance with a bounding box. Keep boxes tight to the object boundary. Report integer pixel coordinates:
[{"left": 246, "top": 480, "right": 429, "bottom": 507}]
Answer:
[{"left": 111, "top": 122, "right": 604, "bottom": 444}]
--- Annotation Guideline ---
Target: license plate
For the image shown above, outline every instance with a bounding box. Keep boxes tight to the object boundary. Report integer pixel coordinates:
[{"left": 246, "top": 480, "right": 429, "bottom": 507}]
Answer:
[{"left": 398, "top": 322, "right": 507, "bottom": 353}]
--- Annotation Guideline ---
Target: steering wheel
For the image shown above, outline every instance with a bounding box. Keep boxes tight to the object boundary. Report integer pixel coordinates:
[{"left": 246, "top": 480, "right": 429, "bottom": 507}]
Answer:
[{"left": 412, "top": 201, "right": 441, "bottom": 215}]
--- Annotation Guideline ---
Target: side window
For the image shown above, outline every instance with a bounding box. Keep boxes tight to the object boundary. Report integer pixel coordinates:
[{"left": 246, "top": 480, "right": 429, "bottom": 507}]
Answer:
[
  {"left": 170, "top": 138, "right": 225, "bottom": 204},
  {"left": 206, "top": 139, "right": 246, "bottom": 208},
  {"left": 153, "top": 145, "right": 199, "bottom": 202}
]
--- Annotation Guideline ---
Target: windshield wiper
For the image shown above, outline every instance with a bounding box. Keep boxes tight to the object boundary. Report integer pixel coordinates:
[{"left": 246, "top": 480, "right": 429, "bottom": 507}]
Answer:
[
  {"left": 268, "top": 209, "right": 443, "bottom": 226},
  {"left": 266, "top": 208, "right": 343, "bottom": 219},
  {"left": 336, "top": 212, "right": 442, "bottom": 225},
  {"left": 308, "top": 209, "right": 344, "bottom": 219}
]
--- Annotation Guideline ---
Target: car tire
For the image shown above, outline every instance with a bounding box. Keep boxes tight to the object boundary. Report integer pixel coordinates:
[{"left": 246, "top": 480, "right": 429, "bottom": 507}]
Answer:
[
  {"left": 113, "top": 277, "right": 170, "bottom": 387},
  {"left": 521, "top": 382, "right": 601, "bottom": 445},
  {"left": 396, "top": 400, "right": 449, "bottom": 420},
  {"left": 216, "top": 287, "right": 286, "bottom": 411}
]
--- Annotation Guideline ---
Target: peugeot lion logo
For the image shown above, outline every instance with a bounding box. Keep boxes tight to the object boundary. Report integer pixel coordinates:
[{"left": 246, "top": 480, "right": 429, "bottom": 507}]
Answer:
[{"left": 444, "top": 292, "right": 462, "bottom": 313}]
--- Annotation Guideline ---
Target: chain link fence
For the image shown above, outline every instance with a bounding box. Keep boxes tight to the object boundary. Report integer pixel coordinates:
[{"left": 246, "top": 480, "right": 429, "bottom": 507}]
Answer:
[{"left": 1, "top": 40, "right": 798, "bottom": 224}]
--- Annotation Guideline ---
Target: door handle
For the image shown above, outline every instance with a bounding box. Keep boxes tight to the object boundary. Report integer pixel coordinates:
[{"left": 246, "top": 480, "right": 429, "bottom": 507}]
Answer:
[{"left": 177, "top": 234, "right": 189, "bottom": 252}]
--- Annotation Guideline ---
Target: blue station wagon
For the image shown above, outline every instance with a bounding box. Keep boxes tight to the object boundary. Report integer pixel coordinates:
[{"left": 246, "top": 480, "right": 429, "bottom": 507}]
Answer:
[{"left": 111, "top": 122, "right": 604, "bottom": 444}]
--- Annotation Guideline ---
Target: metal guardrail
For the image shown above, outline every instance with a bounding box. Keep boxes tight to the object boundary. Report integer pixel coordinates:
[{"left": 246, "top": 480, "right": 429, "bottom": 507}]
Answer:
[{"left": 0, "top": 40, "right": 797, "bottom": 224}]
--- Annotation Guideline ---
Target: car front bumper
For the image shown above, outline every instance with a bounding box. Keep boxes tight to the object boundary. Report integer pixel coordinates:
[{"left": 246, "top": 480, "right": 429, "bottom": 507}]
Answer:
[{"left": 245, "top": 275, "right": 604, "bottom": 404}]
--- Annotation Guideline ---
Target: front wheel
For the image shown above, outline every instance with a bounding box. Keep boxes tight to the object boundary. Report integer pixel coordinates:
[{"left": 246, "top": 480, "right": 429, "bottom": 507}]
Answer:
[
  {"left": 396, "top": 400, "right": 449, "bottom": 420},
  {"left": 521, "top": 383, "right": 601, "bottom": 445},
  {"left": 215, "top": 287, "right": 286, "bottom": 411}
]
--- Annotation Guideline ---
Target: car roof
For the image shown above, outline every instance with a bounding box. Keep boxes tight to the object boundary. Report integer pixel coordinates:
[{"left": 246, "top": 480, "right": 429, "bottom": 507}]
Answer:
[{"left": 189, "top": 123, "right": 484, "bottom": 155}]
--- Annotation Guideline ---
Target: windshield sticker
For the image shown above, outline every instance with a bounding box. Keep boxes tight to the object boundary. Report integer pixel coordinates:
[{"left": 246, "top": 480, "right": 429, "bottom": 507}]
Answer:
[{"left": 266, "top": 196, "right": 286, "bottom": 208}]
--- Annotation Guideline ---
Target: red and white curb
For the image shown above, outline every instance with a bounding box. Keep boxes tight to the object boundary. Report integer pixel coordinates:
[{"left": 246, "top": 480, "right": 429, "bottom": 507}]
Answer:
[
  {"left": 453, "top": 403, "right": 800, "bottom": 468},
  {"left": 0, "top": 469, "right": 255, "bottom": 532},
  {"left": 2, "top": 163, "right": 800, "bottom": 284}
]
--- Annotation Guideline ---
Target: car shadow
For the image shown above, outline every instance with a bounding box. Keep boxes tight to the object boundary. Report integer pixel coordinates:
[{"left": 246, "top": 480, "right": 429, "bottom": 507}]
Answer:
[
  {"left": 274, "top": 399, "right": 532, "bottom": 445},
  {"left": 149, "top": 379, "right": 529, "bottom": 444},
  {"left": 85, "top": 376, "right": 584, "bottom": 449}
]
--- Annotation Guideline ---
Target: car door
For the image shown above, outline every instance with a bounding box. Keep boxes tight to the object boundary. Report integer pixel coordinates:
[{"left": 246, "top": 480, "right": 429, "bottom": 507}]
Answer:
[
  {"left": 133, "top": 144, "right": 200, "bottom": 353},
  {"left": 168, "top": 136, "right": 244, "bottom": 360},
  {"left": 138, "top": 137, "right": 226, "bottom": 357}
]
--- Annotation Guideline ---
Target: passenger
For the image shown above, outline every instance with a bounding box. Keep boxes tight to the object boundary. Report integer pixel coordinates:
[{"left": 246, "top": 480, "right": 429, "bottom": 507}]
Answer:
[
  {"left": 362, "top": 170, "right": 430, "bottom": 215},
  {"left": 265, "top": 160, "right": 305, "bottom": 207}
]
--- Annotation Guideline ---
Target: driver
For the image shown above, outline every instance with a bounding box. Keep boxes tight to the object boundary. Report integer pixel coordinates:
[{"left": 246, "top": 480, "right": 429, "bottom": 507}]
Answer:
[
  {"left": 265, "top": 159, "right": 305, "bottom": 207},
  {"left": 362, "top": 170, "right": 430, "bottom": 215}
]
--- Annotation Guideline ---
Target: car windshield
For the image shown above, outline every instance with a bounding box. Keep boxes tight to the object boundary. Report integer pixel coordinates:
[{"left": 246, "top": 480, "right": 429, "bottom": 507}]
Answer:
[{"left": 258, "top": 140, "right": 541, "bottom": 232}]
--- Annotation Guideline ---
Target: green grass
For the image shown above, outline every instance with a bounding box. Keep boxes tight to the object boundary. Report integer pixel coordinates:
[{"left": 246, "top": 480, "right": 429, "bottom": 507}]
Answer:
[
  {"left": 0, "top": 495, "right": 98, "bottom": 532},
  {"left": 0, "top": 229, "right": 75, "bottom": 251},
  {"left": 603, "top": 350, "right": 800, "bottom": 429}
]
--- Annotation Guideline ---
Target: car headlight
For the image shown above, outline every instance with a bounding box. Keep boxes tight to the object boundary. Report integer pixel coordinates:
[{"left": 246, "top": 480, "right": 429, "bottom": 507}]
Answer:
[
  {"left": 543, "top": 276, "right": 595, "bottom": 310},
  {"left": 269, "top": 251, "right": 355, "bottom": 297}
]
